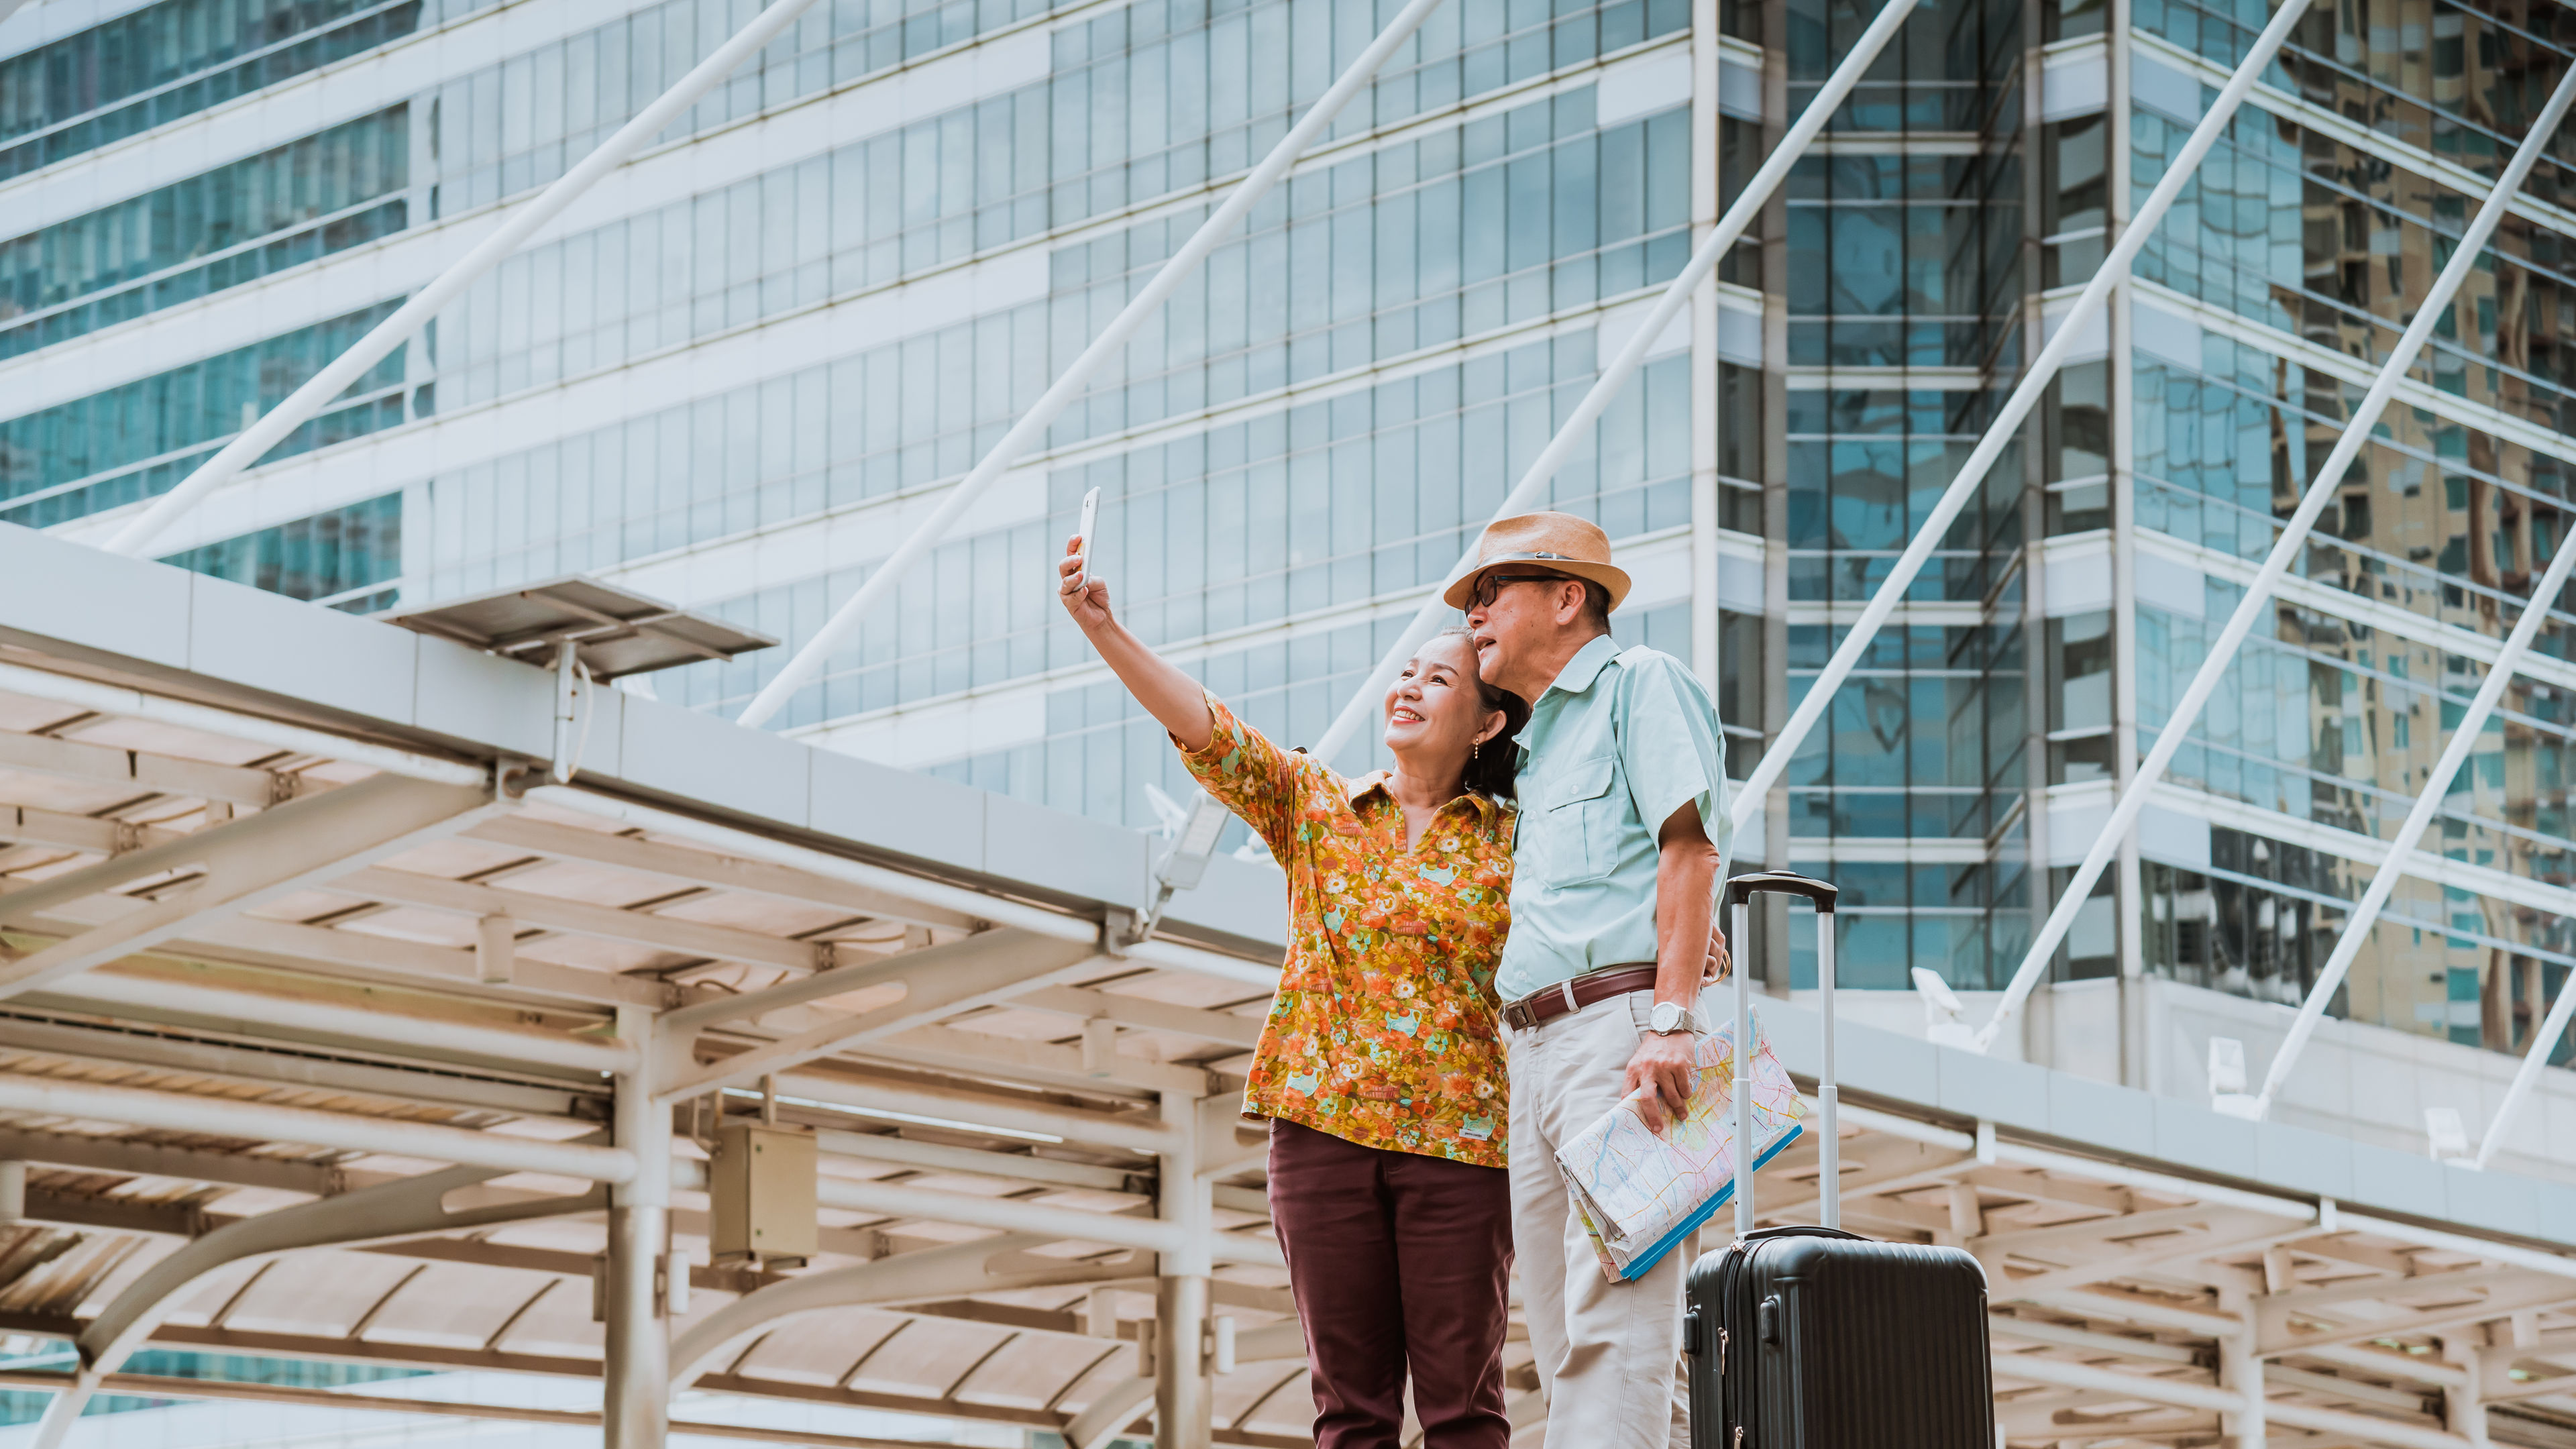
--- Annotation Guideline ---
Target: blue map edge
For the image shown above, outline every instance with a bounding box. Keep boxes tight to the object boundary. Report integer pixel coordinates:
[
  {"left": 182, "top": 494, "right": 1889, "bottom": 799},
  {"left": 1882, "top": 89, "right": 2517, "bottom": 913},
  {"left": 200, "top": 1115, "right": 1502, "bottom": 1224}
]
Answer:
[{"left": 1611, "top": 1122, "right": 1805, "bottom": 1282}]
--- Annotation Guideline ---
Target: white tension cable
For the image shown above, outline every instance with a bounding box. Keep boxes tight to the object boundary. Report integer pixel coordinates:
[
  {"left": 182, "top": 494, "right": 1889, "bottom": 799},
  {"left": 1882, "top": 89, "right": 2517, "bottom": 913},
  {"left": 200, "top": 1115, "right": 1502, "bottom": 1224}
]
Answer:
[
  {"left": 1972, "top": 52, "right": 2576, "bottom": 1057},
  {"left": 737, "top": 0, "right": 1452, "bottom": 729},
  {"left": 1726, "top": 0, "right": 2321, "bottom": 853},
  {"left": 1310, "top": 0, "right": 1925, "bottom": 766}
]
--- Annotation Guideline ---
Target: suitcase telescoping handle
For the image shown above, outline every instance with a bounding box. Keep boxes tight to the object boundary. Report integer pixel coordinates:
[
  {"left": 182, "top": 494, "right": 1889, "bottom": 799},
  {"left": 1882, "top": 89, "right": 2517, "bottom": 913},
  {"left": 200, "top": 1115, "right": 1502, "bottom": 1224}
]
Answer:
[{"left": 1722, "top": 871, "right": 1839, "bottom": 1234}]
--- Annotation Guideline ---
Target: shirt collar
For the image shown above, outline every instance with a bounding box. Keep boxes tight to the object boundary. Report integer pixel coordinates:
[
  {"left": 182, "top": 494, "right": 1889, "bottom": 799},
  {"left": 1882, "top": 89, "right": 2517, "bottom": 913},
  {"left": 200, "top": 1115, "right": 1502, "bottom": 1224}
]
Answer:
[
  {"left": 1542, "top": 634, "right": 1622, "bottom": 699},
  {"left": 1349, "top": 771, "right": 1503, "bottom": 825}
]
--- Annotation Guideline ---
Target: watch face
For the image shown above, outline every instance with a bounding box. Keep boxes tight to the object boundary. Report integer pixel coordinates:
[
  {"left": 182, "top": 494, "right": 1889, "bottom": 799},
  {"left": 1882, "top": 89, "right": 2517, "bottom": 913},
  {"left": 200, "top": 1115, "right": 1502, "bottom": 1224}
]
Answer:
[{"left": 1652, "top": 1003, "right": 1687, "bottom": 1032}]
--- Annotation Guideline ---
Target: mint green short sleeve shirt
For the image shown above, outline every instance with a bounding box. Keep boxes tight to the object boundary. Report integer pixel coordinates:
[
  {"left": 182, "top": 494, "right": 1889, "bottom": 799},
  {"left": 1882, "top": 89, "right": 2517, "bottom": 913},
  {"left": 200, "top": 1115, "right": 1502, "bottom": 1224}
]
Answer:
[{"left": 1493, "top": 635, "right": 1734, "bottom": 1004}]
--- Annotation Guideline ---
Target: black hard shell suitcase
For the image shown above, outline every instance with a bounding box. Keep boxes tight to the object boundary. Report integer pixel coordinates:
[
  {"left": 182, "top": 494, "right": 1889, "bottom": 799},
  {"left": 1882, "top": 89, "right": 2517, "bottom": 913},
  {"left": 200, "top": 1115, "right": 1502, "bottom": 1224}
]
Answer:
[{"left": 1683, "top": 873, "right": 1994, "bottom": 1449}]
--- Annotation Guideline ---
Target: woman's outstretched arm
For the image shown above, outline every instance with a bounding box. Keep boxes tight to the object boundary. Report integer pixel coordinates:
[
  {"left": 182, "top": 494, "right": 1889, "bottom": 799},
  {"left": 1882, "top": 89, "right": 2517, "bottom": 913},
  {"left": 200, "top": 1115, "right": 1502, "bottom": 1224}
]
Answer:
[{"left": 1057, "top": 534, "right": 1214, "bottom": 752}]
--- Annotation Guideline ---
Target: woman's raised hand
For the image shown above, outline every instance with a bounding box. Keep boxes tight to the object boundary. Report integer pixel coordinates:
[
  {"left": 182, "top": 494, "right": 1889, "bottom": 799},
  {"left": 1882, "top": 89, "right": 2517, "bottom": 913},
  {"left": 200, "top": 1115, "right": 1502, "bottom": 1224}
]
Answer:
[{"left": 1057, "top": 534, "right": 1116, "bottom": 632}]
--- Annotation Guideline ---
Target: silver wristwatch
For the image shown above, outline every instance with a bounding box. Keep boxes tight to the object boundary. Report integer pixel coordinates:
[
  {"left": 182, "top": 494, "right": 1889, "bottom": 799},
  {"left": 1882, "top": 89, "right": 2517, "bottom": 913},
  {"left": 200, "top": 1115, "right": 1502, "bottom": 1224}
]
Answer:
[{"left": 1648, "top": 1001, "right": 1695, "bottom": 1035}]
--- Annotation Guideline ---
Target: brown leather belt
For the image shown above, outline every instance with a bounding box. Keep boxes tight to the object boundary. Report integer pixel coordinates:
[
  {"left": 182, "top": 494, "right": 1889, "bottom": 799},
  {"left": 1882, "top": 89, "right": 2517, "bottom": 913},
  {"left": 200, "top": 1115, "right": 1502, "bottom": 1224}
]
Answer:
[{"left": 1500, "top": 965, "right": 1659, "bottom": 1032}]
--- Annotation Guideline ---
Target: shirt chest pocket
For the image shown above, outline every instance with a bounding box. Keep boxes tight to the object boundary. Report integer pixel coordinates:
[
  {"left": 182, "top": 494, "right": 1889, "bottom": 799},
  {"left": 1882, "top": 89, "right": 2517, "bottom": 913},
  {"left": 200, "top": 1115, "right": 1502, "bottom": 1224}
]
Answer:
[{"left": 1539, "top": 753, "right": 1623, "bottom": 887}]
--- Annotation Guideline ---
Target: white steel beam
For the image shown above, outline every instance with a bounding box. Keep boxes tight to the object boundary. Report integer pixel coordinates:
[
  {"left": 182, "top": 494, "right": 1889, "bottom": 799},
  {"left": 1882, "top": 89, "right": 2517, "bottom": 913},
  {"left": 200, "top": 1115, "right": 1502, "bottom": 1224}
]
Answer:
[
  {"left": 333, "top": 865, "right": 826, "bottom": 973},
  {"left": 1008, "top": 985, "right": 1266, "bottom": 1050},
  {"left": 0, "top": 774, "right": 503, "bottom": 1002},
  {"left": 769, "top": 1071, "right": 1178, "bottom": 1154},
  {"left": 1310, "top": 0, "right": 1925, "bottom": 765},
  {"left": 0, "top": 661, "right": 487, "bottom": 789},
  {"left": 865, "top": 1023, "right": 1210, "bottom": 1097},
  {"left": 97, "top": 0, "right": 839, "bottom": 559},
  {"left": 15, "top": 951, "right": 638, "bottom": 1073},
  {"left": 1974, "top": 56, "right": 2576, "bottom": 1053},
  {"left": 0, "top": 730, "right": 281, "bottom": 806},
  {"left": 1727, "top": 0, "right": 2320, "bottom": 868},
  {"left": 519, "top": 787, "right": 1283, "bottom": 991},
  {"left": 522, "top": 786, "right": 1094, "bottom": 945},
  {"left": 0, "top": 1074, "right": 635, "bottom": 1179},
  {"left": 0, "top": 1125, "right": 343, "bottom": 1196},
  {"left": 1996, "top": 1354, "right": 2473, "bottom": 1449},
  {"left": 29, "top": 1161, "right": 604, "bottom": 1448},
  {"left": 656, "top": 930, "right": 1104, "bottom": 1101},
  {"left": 737, "top": 0, "right": 1454, "bottom": 727},
  {"left": 801, "top": 1174, "right": 1280, "bottom": 1265},
  {"left": 667, "top": 1234, "right": 1134, "bottom": 1389},
  {"left": 11, "top": 898, "right": 665, "bottom": 1012},
  {"left": 471, "top": 814, "right": 980, "bottom": 935}
]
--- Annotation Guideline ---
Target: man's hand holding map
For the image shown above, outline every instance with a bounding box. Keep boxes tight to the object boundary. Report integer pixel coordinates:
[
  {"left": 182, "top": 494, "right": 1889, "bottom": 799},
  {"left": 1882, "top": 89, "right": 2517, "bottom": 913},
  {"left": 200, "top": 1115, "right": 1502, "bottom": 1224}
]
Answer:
[{"left": 1552, "top": 1008, "right": 1805, "bottom": 1281}]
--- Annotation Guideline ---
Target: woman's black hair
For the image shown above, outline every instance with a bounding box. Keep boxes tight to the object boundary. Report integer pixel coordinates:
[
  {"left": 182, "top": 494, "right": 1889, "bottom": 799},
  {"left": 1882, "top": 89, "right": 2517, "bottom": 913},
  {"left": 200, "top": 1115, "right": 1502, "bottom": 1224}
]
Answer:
[{"left": 1436, "top": 625, "right": 1529, "bottom": 802}]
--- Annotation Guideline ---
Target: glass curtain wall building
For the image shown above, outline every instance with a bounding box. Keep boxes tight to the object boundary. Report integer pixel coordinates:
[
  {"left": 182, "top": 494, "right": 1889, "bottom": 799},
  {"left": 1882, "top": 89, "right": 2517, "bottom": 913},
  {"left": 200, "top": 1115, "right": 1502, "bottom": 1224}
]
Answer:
[{"left": 5, "top": 0, "right": 2572, "bottom": 1089}]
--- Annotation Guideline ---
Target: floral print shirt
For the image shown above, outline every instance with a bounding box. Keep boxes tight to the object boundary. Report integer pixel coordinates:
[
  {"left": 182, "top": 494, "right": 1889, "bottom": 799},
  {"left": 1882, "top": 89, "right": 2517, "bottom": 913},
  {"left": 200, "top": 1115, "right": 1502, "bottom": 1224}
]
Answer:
[{"left": 1179, "top": 692, "right": 1515, "bottom": 1168}]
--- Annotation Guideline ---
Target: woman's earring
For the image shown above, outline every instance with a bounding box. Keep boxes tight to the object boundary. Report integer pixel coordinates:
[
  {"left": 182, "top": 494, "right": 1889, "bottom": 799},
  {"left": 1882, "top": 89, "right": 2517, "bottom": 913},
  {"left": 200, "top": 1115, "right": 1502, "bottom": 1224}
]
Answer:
[{"left": 1472, "top": 738, "right": 1481, "bottom": 762}]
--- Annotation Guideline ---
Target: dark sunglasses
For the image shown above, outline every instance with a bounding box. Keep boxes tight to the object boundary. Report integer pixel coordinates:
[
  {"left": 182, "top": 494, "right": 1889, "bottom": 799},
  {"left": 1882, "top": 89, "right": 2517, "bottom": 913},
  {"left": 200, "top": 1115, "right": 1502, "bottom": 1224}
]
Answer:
[{"left": 1469, "top": 570, "right": 1574, "bottom": 610}]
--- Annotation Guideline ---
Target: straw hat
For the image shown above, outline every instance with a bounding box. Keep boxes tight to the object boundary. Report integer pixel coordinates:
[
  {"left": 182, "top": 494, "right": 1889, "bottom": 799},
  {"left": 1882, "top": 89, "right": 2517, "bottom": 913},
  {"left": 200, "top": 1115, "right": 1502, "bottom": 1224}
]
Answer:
[{"left": 1444, "top": 512, "right": 1633, "bottom": 613}]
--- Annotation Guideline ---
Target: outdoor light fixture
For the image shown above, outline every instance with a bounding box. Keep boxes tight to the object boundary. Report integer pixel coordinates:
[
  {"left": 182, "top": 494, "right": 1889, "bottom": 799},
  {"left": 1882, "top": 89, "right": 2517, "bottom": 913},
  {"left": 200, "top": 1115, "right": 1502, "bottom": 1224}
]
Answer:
[{"left": 1133, "top": 789, "right": 1231, "bottom": 943}]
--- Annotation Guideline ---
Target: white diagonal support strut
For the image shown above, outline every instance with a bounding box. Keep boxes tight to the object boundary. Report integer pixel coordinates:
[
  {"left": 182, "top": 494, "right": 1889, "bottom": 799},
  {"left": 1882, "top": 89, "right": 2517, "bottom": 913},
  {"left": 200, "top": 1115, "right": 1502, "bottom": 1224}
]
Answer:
[
  {"left": 1729, "top": 0, "right": 2319, "bottom": 859},
  {"left": 2243, "top": 513, "right": 2576, "bottom": 1118},
  {"left": 668, "top": 1234, "right": 1138, "bottom": 1389},
  {"left": 99, "top": 0, "right": 834, "bottom": 559},
  {"left": 654, "top": 929, "right": 1104, "bottom": 1101},
  {"left": 737, "top": 0, "right": 1454, "bottom": 728},
  {"left": 2477, "top": 949, "right": 2576, "bottom": 1169},
  {"left": 0, "top": 773, "right": 503, "bottom": 1002},
  {"left": 1311, "top": 0, "right": 1923, "bottom": 765},
  {"left": 1972, "top": 53, "right": 2576, "bottom": 1055},
  {"left": 31, "top": 1161, "right": 604, "bottom": 1448}
]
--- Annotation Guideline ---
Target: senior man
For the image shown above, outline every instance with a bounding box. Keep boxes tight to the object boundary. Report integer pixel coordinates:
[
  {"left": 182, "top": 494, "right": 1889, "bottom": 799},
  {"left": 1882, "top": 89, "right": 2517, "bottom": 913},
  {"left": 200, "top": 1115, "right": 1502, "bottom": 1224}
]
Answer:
[{"left": 1460, "top": 511, "right": 1731, "bottom": 1449}]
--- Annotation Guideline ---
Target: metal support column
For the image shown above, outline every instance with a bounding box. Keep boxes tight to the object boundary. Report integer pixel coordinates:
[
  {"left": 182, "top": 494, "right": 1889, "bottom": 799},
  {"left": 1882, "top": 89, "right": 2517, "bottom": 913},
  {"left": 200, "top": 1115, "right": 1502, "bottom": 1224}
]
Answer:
[
  {"left": 2015, "top": 1, "right": 2053, "bottom": 1064},
  {"left": 1686, "top": 0, "right": 1726, "bottom": 694},
  {"left": 606, "top": 1006, "right": 672, "bottom": 1448},
  {"left": 2104, "top": 0, "right": 2149, "bottom": 1087},
  {"left": 2446, "top": 1337, "right": 2492, "bottom": 1448},
  {"left": 1156, "top": 1088, "right": 1213, "bottom": 1449},
  {"left": 2219, "top": 1300, "right": 2267, "bottom": 1449}
]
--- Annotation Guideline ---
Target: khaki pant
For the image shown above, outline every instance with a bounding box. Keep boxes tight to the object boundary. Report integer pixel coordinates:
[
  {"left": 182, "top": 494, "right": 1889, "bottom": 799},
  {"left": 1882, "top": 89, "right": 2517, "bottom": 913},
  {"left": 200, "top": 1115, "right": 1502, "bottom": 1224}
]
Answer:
[{"left": 1506, "top": 989, "right": 1690, "bottom": 1449}]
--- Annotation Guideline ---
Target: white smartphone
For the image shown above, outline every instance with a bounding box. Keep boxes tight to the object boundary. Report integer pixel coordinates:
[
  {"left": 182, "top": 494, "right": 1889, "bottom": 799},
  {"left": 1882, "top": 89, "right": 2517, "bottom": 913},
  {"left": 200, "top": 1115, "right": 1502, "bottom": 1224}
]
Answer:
[{"left": 1073, "top": 486, "right": 1102, "bottom": 587}]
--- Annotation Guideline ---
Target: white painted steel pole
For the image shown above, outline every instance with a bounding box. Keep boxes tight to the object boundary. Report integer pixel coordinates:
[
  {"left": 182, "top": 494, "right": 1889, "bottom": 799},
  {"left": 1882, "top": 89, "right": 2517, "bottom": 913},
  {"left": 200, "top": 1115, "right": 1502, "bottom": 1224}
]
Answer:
[
  {"left": 737, "top": 0, "right": 1452, "bottom": 730},
  {"left": 604, "top": 1006, "right": 671, "bottom": 1446},
  {"left": 101, "top": 0, "right": 831, "bottom": 559},
  {"left": 1972, "top": 57, "right": 2576, "bottom": 1055},
  {"left": 2245, "top": 529, "right": 2576, "bottom": 1120},
  {"left": 1733, "top": 896, "right": 1754, "bottom": 1238},
  {"left": 2475, "top": 953, "right": 2576, "bottom": 1170},
  {"left": 1817, "top": 896, "right": 1837, "bottom": 1230},
  {"left": 1309, "top": 0, "right": 1922, "bottom": 766},
  {"left": 1729, "top": 0, "right": 2319, "bottom": 851}
]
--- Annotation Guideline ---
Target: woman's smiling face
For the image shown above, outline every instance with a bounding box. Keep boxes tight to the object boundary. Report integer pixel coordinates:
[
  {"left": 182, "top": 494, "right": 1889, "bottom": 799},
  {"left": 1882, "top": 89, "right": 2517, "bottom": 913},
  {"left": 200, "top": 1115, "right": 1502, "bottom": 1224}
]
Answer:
[{"left": 1382, "top": 631, "right": 1495, "bottom": 767}]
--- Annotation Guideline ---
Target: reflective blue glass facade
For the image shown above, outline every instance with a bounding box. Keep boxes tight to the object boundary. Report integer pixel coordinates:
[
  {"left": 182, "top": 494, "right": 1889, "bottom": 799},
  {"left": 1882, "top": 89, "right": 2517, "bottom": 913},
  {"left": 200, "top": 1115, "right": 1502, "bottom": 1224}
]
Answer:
[{"left": 9, "top": 0, "right": 2575, "bottom": 1074}]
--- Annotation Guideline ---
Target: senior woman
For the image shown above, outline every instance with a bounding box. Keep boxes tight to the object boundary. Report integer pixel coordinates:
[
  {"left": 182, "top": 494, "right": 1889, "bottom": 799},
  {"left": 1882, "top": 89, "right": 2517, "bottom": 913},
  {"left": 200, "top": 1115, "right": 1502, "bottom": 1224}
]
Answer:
[{"left": 1059, "top": 535, "right": 1527, "bottom": 1449}]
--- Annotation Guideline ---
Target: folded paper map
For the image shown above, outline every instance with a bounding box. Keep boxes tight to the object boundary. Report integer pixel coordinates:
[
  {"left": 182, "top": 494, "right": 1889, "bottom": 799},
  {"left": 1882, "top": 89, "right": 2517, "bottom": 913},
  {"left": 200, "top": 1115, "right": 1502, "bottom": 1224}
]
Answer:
[{"left": 1554, "top": 1008, "right": 1805, "bottom": 1282}]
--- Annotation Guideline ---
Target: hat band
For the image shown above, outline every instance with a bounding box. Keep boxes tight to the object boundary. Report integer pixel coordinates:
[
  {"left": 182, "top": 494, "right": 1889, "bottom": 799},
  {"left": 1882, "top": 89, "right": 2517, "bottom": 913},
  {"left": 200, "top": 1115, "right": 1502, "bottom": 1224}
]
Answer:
[{"left": 1486, "top": 549, "right": 1596, "bottom": 567}]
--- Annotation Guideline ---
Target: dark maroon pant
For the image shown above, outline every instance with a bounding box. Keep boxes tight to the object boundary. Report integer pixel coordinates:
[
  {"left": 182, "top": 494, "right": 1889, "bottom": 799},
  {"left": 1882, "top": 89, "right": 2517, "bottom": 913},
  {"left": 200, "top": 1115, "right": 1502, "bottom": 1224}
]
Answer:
[{"left": 1267, "top": 1119, "right": 1515, "bottom": 1449}]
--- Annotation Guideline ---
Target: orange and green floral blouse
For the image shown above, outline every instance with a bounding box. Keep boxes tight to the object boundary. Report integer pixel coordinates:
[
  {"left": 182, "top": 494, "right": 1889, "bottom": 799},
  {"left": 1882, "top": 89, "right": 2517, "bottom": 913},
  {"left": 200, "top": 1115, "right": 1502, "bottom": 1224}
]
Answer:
[{"left": 1179, "top": 692, "right": 1516, "bottom": 1168}]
